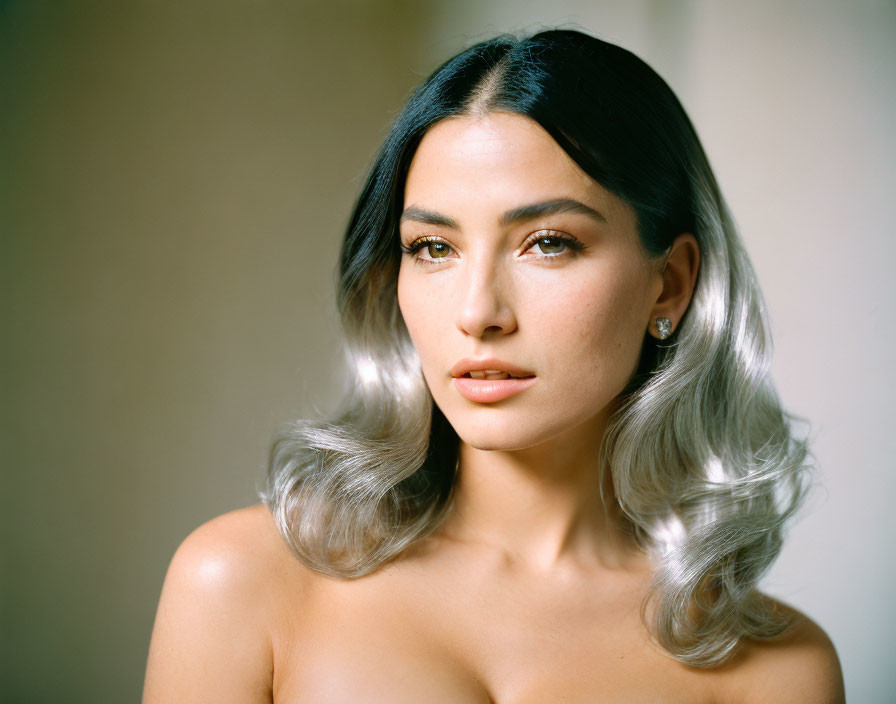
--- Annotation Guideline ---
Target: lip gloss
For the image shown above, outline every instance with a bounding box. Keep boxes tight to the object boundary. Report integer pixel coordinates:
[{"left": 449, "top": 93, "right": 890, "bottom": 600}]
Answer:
[{"left": 452, "top": 376, "right": 538, "bottom": 403}]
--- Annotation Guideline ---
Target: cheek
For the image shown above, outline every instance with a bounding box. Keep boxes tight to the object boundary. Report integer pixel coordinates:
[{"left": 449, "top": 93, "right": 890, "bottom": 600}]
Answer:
[
  {"left": 545, "top": 271, "right": 647, "bottom": 337},
  {"left": 397, "top": 269, "right": 439, "bottom": 358},
  {"left": 397, "top": 276, "right": 454, "bottom": 408},
  {"left": 536, "top": 275, "right": 649, "bottom": 390}
]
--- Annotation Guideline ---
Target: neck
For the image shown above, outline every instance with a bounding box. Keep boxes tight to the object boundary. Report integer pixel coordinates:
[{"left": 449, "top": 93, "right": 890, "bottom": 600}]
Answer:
[{"left": 438, "top": 411, "right": 643, "bottom": 572}]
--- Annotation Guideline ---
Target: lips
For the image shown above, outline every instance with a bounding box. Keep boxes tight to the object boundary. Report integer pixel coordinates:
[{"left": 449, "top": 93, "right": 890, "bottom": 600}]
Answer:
[
  {"left": 463, "top": 370, "right": 529, "bottom": 380},
  {"left": 450, "top": 357, "right": 537, "bottom": 403},
  {"left": 450, "top": 357, "right": 535, "bottom": 379}
]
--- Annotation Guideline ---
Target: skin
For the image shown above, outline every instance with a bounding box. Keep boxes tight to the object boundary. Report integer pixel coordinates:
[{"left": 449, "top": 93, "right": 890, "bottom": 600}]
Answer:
[{"left": 143, "top": 113, "right": 845, "bottom": 703}]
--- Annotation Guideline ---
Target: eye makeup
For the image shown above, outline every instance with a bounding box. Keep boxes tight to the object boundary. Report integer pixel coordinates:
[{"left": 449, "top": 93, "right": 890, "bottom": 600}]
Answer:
[{"left": 399, "top": 230, "right": 587, "bottom": 265}]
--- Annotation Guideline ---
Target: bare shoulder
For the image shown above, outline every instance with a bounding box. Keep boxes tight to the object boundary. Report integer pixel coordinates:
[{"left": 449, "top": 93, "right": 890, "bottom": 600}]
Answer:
[
  {"left": 716, "top": 598, "right": 845, "bottom": 704},
  {"left": 143, "top": 504, "right": 309, "bottom": 703},
  {"left": 159, "top": 504, "right": 298, "bottom": 609},
  {"left": 171, "top": 503, "right": 291, "bottom": 578}
]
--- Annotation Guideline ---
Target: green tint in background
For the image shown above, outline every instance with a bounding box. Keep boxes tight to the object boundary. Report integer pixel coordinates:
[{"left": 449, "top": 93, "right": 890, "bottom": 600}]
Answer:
[{"left": 2, "top": 1, "right": 894, "bottom": 702}]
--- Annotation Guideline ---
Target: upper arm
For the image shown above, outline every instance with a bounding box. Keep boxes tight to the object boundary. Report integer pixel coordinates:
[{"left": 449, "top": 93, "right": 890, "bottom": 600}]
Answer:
[
  {"left": 722, "top": 608, "right": 845, "bottom": 704},
  {"left": 142, "top": 508, "right": 276, "bottom": 704}
]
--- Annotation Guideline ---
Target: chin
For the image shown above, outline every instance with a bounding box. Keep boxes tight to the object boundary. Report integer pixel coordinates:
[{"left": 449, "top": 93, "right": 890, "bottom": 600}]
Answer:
[
  {"left": 443, "top": 412, "right": 558, "bottom": 452},
  {"left": 458, "top": 434, "right": 530, "bottom": 452}
]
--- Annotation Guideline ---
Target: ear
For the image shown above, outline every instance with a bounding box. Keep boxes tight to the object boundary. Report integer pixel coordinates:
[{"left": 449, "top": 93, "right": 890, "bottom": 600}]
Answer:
[{"left": 649, "top": 233, "right": 700, "bottom": 339}]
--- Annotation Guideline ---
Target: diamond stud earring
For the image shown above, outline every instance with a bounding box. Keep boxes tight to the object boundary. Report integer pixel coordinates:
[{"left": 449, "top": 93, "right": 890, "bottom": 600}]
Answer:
[{"left": 655, "top": 317, "right": 673, "bottom": 340}]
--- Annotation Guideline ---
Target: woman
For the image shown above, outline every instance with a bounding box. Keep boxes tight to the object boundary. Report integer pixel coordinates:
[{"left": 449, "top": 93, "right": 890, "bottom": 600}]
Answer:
[{"left": 144, "top": 29, "right": 844, "bottom": 702}]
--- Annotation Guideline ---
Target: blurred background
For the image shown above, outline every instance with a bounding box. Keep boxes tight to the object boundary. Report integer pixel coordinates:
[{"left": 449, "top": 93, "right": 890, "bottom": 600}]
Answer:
[{"left": 2, "top": 1, "right": 893, "bottom": 701}]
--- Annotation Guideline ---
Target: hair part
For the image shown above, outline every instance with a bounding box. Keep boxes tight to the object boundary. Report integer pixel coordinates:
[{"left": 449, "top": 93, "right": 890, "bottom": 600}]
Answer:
[{"left": 262, "top": 28, "right": 811, "bottom": 667}]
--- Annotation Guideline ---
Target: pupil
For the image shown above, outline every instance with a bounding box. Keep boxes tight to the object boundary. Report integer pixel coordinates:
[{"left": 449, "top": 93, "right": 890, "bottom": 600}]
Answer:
[{"left": 429, "top": 243, "right": 448, "bottom": 257}]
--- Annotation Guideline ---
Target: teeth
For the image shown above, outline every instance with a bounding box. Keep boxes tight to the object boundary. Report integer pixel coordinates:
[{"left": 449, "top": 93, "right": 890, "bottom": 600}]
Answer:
[{"left": 467, "top": 370, "right": 512, "bottom": 380}]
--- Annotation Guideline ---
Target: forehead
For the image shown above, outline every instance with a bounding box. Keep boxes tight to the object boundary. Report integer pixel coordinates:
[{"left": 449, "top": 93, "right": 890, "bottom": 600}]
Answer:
[{"left": 403, "top": 112, "right": 611, "bottom": 213}]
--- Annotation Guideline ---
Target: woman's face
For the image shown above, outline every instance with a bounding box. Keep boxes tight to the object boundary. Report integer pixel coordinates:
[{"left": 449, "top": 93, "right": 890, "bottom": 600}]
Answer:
[{"left": 396, "top": 112, "right": 664, "bottom": 452}]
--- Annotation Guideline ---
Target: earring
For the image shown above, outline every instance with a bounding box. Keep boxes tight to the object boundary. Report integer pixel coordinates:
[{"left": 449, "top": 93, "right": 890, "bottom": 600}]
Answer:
[{"left": 655, "top": 317, "right": 673, "bottom": 340}]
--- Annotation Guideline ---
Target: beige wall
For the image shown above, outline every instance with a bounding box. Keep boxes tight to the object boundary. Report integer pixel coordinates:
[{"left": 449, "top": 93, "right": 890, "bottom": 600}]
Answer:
[
  {"left": 3, "top": 1, "right": 893, "bottom": 701},
  {"left": 2, "top": 2, "right": 440, "bottom": 700}
]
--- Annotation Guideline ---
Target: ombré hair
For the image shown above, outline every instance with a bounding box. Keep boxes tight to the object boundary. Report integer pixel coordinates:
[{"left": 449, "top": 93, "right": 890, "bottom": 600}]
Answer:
[{"left": 262, "top": 28, "right": 810, "bottom": 667}]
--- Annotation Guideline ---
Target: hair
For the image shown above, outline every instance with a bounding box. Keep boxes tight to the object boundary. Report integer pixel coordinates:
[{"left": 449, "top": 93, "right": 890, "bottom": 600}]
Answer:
[{"left": 261, "top": 28, "right": 810, "bottom": 667}]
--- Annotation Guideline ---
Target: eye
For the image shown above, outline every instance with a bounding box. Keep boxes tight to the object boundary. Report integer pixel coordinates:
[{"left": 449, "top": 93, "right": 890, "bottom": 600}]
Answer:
[
  {"left": 400, "top": 236, "right": 456, "bottom": 264},
  {"left": 523, "top": 231, "right": 586, "bottom": 259},
  {"left": 531, "top": 236, "right": 567, "bottom": 255}
]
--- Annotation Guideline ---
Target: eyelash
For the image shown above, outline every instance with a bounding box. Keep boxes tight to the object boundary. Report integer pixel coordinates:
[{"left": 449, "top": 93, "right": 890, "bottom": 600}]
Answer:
[{"left": 399, "top": 231, "right": 586, "bottom": 266}]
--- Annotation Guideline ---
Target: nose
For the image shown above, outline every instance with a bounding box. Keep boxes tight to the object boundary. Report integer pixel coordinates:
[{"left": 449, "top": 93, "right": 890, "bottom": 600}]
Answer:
[{"left": 455, "top": 256, "right": 517, "bottom": 338}]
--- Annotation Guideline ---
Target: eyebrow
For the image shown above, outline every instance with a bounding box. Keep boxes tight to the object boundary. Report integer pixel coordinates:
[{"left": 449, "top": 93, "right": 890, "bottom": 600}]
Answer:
[{"left": 399, "top": 197, "right": 607, "bottom": 229}]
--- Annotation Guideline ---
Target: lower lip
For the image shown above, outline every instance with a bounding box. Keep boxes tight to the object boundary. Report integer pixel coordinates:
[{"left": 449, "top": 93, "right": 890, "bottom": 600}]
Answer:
[{"left": 452, "top": 376, "right": 538, "bottom": 403}]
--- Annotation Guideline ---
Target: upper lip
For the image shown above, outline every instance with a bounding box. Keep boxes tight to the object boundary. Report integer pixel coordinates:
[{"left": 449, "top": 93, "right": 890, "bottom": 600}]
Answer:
[{"left": 450, "top": 357, "right": 536, "bottom": 378}]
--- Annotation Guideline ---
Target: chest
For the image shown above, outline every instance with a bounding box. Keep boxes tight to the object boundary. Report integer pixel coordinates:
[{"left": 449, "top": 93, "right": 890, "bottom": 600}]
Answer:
[{"left": 269, "top": 564, "right": 722, "bottom": 703}]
